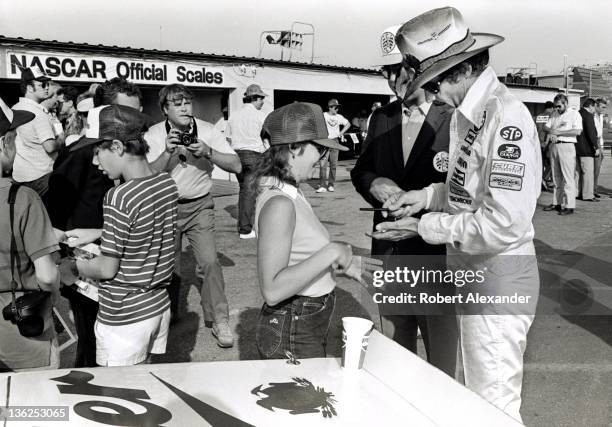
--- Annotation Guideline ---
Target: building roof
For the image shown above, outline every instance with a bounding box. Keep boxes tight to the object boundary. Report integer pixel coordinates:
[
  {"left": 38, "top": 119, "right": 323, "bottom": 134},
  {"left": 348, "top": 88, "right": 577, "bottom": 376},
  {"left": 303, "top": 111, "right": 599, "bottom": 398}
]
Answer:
[{"left": 0, "top": 35, "right": 380, "bottom": 76}]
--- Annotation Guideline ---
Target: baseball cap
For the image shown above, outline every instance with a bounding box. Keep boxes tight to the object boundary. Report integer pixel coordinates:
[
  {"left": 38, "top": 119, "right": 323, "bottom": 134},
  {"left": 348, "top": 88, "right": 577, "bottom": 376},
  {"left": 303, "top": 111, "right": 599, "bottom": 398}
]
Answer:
[
  {"left": 0, "top": 97, "right": 35, "bottom": 137},
  {"left": 21, "top": 65, "right": 51, "bottom": 83},
  {"left": 244, "top": 84, "right": 267, "bottom": 98},
  {"left": 328, "top": 99, "right": 340, "bottom": 107},
  {"left": 376, "top": 24, "right": 403, "bottom": 66},
  {"left": 262, "top": 102, "right": 348, "bottom": 151},
  {"left": 69, "top": 105, "right": 149, "bottom": 152}
]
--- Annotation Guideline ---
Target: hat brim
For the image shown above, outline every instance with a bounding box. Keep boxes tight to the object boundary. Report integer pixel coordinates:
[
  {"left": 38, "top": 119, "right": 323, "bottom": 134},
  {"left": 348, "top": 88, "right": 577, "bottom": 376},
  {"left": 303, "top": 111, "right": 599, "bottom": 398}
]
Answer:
[
  {"left": 374, "top": 53, "right": 403, "bottom": 67},
  {"left": 313, "top": 137, "right": 349, "bottom": 151},
  {"left": 9, "top": 109, "right": 35, "bottom": 130},
  {"left": 35, "top": 76, "right": 51, "bottom": 82},
  {"left": 68, "top": 136, "right": 105, "bottom": 153},
  {"left": 406, "top": 33, "right": 504, "bottom": 96}
]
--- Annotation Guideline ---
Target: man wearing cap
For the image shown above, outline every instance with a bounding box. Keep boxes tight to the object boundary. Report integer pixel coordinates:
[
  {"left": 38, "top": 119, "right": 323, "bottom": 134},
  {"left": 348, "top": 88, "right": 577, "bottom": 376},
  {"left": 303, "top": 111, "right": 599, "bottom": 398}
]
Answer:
[
  {"left": 375, "top": 7, "right": 541, "bottom": 421},
  {"left": 0, "top": 97, "right": 61, "bottom": 371},
  {"left": 146, "top": 84, "right": 241, "bottom": 348},
  {"left": 351, "top": 24, "right": 456, "bottom": 377},
  {"left": 316, "top": 99, "right": 350, "bottom": 193},
  {"left": 226, "top": 84, "right": 269, "bottom": 239},
  {"left": 11, "top": 66, "right": 65, "bottom": 198},
  {"left": 593, "top": 98, "right": 607, "bottom": 196}
]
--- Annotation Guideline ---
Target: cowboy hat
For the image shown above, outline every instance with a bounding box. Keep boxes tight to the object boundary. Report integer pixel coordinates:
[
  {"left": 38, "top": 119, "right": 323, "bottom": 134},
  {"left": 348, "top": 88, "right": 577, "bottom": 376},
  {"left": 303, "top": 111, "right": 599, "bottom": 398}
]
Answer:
[{"left": 396, "top": 7, "right": 504, "bottom": 95}]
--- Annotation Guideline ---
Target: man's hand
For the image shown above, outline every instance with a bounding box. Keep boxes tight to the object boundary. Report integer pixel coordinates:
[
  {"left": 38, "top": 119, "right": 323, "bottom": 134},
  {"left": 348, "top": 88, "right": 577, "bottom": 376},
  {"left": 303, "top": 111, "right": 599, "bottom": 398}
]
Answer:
[
  {"left": 595, "top": 148, "right": 601, "bottom": 156},
  {"left": 549, "top": 134, "right": 558, "bottom": 143},
  {"left": 165, "top": 129, "right": 181, "bottom": 153},
  {"left": 186, "top": 138, "right": 212, "bottom": 158},
  {"left": 371, "top": 216, "right": 420, "bottom": 241},
  {"left": 64, "top": 229, "right": 102, "bottom": 247},
  {"left": 382, "top": 189, "right": 428, "bottom": 218},
  {"left": 369, "top": 177, "right": 402, "bottom": 203}
]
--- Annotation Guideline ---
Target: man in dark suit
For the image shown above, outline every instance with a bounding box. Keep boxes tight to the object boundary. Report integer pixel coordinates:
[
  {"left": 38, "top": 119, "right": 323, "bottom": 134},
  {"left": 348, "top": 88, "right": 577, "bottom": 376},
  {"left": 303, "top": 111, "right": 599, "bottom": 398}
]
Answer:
[
  {"left": 576, "top": 98, "right": 600, "bottom": 202},
  {"left": 351, "top": 38, "right": 457, "bottom": 376}
]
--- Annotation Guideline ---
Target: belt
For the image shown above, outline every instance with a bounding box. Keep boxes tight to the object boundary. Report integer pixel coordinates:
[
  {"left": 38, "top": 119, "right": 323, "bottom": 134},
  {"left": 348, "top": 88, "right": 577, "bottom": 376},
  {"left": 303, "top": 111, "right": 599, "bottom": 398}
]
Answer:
[
  {"left": 177, "top": 193, "right": 209, "bottom": 204},
  {"left": 555, "top": 141, "right": 574, "bottom": 144}
]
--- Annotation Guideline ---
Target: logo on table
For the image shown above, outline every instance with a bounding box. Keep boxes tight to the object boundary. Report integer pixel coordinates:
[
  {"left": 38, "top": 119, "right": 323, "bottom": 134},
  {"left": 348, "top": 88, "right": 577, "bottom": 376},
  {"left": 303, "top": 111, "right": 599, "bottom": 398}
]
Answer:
[
  {"left": 500, "top": 126, "right": 523, "bottom": 141},
  {"left": 497, "top": 144, "right": 521, "bottom": 159}
]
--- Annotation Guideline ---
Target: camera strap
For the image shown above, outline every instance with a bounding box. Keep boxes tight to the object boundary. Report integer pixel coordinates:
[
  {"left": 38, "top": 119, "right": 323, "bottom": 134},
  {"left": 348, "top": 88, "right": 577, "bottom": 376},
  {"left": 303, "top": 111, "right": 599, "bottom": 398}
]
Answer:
[
  {"left": 7, "top": 183, "right": 21, "bottom": 312},
  {"left": 164, "top": 118, "right": 198, "bottom": 138}
]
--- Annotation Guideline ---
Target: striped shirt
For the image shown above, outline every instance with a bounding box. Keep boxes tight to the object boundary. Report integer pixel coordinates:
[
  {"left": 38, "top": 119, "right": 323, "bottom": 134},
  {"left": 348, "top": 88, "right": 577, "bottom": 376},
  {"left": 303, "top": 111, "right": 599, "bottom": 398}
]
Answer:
[{"left": 97, "top": 172, "right": 178, "bottom": 326}]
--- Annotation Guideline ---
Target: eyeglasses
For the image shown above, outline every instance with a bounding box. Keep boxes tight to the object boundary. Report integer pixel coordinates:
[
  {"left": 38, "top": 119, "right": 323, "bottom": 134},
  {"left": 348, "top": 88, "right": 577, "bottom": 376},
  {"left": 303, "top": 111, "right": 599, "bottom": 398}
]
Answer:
[
  {"left": 34, "top": 81, "right": 49, "bottom": 89},
  {"left": 554, "top": 104, "right": 564, "bottom": 110},
  {"left": 166, "top": 96, "right": 193, "bottom": 107},
  {"left": 329, "top": 106, "right": 338, "bottom": 110}
]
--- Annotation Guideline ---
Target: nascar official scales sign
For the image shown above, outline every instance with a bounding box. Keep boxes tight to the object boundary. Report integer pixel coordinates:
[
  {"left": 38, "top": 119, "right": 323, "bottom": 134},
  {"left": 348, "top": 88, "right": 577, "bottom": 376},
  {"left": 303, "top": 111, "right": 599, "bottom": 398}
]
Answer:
[{"left": 5, "top": 50, "right": 229, "bottom": 87}]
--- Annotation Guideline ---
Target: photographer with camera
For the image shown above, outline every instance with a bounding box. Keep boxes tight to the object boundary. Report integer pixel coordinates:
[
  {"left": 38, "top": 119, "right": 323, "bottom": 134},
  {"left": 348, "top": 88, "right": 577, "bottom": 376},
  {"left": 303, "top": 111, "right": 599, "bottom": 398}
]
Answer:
[
  {"left": 146, "top": 84, "right": 241, "bottom": 348},
  {"left": 0, "top": 97, "right": 61, "bottom": 372}
]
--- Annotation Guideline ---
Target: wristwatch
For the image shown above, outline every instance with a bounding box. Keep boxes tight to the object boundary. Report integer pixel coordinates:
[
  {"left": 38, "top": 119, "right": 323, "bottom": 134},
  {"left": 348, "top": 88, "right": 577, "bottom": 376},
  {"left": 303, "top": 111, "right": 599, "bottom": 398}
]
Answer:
[{"left": 203, "top": 145, "right": 213, "bottom": 159}]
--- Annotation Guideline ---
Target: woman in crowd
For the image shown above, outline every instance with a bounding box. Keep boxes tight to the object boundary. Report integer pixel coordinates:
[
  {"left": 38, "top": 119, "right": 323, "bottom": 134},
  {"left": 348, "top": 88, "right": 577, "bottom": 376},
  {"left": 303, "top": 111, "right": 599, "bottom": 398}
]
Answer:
[{"left": 250, "top": 102, "right": 380, "bottom": 359}]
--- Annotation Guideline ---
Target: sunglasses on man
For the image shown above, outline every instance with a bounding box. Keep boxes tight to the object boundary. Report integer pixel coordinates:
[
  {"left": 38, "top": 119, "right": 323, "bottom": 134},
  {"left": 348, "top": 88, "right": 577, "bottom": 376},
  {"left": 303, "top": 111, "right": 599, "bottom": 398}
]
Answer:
[{"left": 34, "top": 81, "right": 49, "bottom": 89}]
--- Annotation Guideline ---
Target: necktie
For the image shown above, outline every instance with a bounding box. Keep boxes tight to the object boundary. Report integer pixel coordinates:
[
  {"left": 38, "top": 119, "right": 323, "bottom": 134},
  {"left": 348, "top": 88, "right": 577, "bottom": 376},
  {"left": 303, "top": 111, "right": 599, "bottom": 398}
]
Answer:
[{"left": 402, "top": 108, "right": 415, "bottom": 165}]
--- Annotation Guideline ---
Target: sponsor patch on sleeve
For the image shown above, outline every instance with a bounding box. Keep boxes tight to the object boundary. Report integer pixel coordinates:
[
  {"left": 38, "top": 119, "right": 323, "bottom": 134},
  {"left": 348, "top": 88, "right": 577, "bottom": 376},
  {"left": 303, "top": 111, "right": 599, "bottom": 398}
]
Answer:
[
  {"left": 497, "top": 143, "right": 521, "bottom": 159},
  {"left": 535, "top": 115, "right": 549, "bottom": 123},
  {"left": 500, "top": 126, "right": 523, "bottom": 141},
  {"left": 489, "top": 173, "right": 523, "bottom": 191},
  {"left": 490, "top": 160, "right": 525, "bottom": 177}
]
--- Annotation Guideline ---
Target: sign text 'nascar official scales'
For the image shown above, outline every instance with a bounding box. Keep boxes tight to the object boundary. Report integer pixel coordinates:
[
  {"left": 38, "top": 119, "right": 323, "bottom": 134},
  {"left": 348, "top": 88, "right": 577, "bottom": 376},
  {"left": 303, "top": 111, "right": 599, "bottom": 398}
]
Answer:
[{"left": 6, "top": 51, "right": 226, "bottom": 87}]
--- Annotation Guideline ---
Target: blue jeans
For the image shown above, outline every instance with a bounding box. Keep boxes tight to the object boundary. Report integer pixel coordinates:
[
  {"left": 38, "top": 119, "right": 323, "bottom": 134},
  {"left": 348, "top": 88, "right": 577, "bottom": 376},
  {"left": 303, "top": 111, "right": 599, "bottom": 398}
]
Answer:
[
  {"left": 256, "top": 291, "right": 335, "bottom": 360},
  {"left": 236, "top": 150, "right": 262, "bottom": 234}
]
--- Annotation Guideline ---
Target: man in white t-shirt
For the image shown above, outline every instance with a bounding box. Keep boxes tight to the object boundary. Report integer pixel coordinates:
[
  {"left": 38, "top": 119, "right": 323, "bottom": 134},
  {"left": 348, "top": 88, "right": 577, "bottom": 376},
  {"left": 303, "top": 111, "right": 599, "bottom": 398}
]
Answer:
[
  {"left": 226, "top": 84, "right": 269, "bottom": 239},
  {"left": 317, "top": 99, "right": 350, "bottom": 193},
  {"left": 12, "top": 66, "right": 65, "bottom": 198},
  {"left": 146, "top": 84, "right": 242, "bottom": 348},
  {"left": 543, "top": 93, "right": 583, "bottom": 215}
]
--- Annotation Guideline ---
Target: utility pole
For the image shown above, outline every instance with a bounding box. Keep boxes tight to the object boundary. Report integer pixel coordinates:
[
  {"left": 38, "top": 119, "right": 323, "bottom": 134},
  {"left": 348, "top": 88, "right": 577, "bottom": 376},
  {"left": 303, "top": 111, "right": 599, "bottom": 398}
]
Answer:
[{"left": 563, "top": 54, "right": 568, "bottom": 94}]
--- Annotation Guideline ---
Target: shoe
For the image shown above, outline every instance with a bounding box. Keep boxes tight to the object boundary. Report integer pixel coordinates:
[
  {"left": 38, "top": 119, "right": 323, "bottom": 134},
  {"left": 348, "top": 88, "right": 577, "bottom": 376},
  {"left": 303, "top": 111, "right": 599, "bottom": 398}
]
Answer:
[
  {"left": 584, "top": 198, "right": 600, "bottom": 202},
  {"left": 239, "top": 231, "right": 256, "bottom": 239},
  {"left": 327, "top": 185, "right": 335, "bottom": 192},
  {"left": 315, "top": 186, "right": 327, "bottom": 193},
  {"left": 594, "top": 193, "right": 601, "bottom": 198},
  {"left": 212, "top": 322, "right": 234, "bottom": 348},
  {"left": 558, "top": 208, "right": 574, "bottom": 215},
  {"left": 543, "top": 204, "right": 561, "bottom": 212}
]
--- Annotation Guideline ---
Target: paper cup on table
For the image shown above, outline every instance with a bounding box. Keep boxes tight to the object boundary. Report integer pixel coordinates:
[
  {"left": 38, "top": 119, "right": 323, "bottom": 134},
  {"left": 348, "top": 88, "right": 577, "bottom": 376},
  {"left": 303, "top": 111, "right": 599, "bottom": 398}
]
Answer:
[{"left": 341, "top": 317, "right": 374, "bottom": 370}]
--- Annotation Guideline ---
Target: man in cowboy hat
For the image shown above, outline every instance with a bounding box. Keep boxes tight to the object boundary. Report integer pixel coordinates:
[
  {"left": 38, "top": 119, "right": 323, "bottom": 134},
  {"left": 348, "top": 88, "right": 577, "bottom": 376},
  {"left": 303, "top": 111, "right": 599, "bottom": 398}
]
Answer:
[
  {"left": 374, "top": 7, "right": 541, "bottom": 422},
  {"left": 351, "top": 24, "right": 456, "bottom": 377},
  {"left": 226, "top": 83, "right": 269, "bottom": 239}
]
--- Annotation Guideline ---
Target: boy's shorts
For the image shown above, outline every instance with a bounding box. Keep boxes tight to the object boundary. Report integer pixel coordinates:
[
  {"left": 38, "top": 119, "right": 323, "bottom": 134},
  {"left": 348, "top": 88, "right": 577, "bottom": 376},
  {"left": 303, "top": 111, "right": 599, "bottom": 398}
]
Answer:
[{"left": 95, "top": 308, "right": 171, "bottom": 366}]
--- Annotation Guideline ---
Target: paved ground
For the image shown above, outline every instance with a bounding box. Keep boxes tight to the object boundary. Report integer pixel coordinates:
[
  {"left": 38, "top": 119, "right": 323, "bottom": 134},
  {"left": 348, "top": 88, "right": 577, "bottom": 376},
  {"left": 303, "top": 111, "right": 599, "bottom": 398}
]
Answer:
[{"left": 57, "top": 156, "right": 612, "bottom": 426}]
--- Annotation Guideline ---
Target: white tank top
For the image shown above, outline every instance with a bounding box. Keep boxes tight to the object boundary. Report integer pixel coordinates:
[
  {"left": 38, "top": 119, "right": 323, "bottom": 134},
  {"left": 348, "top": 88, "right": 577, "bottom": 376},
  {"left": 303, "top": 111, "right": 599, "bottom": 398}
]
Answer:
[{"left": 254, "top": 178, "right": 336, "bottom": 297}]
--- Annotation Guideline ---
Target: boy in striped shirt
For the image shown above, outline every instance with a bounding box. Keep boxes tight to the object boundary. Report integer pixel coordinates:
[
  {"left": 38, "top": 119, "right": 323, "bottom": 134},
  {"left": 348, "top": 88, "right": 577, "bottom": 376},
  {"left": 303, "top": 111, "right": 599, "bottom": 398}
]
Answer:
[{"left": 73, "top": 105, "right": 178, "bottom": 366}]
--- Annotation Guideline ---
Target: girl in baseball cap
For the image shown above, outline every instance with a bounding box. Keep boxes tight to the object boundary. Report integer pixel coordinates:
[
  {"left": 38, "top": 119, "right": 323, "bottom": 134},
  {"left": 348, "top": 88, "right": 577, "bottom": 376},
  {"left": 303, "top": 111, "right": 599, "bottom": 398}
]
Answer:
[{"left": 249, "top": 102, "right": 381, "bottom": 360}]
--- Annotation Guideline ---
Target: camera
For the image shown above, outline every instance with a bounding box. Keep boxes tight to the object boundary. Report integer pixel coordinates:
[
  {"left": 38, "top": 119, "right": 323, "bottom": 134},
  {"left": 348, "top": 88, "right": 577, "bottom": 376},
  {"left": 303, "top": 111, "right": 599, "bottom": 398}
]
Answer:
[
  {"left": 175, "top": 132, "right": 197, "bottom": 146},
  {"left": 2, "top": 290, "right": 51, "bottom": 337}
]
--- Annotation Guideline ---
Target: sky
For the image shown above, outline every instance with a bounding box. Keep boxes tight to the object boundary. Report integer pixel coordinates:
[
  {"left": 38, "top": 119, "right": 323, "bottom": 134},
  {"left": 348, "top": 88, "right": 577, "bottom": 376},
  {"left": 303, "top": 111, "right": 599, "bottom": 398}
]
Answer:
[{"left": 1, "top": 0, "right": 611, "bottom": 75}]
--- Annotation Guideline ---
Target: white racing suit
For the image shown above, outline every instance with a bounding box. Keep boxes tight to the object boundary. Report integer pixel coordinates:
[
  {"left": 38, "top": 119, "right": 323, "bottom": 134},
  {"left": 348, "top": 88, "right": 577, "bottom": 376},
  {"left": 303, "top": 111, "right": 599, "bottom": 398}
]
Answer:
[{"left": 417, "top": 67, "right": 542, "bottom": 423}]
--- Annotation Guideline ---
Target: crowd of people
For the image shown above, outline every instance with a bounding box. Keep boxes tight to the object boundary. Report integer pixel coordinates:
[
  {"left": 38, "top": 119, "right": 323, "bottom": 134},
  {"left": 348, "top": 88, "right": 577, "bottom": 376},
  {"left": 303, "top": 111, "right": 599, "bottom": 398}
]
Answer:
[{"left": 0, "top": 5, "right": 607, "bottom": 423}]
